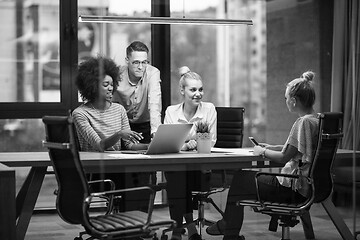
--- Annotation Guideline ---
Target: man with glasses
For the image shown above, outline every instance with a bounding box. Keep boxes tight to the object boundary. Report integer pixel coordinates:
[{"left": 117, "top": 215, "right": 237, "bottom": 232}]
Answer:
[
  {"left": 113, "top": 41, "right": 162, "bottom": 144},
  {"left": 112, "top": 41, "right": 162, "bottom": 212}
]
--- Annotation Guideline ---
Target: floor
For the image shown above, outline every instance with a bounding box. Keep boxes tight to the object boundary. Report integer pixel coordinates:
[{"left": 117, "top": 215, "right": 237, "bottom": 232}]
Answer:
[{"left": 25, "top": 200, "right": 360, "bottom": 240}]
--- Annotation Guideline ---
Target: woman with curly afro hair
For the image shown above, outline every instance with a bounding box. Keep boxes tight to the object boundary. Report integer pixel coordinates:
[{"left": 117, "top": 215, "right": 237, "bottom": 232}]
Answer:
[
  {"left": 73, "top": 55, "right": 145, "bottom": 152},
  {"left": 73, "top": 56, "right": 150, "bottom": 212}
]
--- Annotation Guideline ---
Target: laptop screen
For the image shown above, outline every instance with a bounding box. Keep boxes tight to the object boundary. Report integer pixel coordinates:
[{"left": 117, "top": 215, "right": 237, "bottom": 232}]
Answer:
[{"left": 145, "top": 123, "right": 193, "bottom": 154}]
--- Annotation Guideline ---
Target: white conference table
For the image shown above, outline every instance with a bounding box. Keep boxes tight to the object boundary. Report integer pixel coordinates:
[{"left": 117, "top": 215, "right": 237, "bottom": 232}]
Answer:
[{"left": 0, "top": 148, "right": 356, "bottom": 240}]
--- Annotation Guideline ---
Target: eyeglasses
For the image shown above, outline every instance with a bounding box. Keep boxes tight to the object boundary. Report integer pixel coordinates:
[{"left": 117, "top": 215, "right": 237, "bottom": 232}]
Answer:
[{"left": 131, "top": 60, "right": 149, "bottom": 67}]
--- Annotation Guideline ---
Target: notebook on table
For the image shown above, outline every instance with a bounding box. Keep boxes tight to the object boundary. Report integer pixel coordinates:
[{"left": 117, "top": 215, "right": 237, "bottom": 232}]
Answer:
[{"left": 121, "top": 123, "right": 193, "bottom": 155}]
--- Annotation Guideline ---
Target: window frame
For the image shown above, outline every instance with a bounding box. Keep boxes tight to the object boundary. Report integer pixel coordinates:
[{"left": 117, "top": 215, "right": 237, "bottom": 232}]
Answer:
[
  {"left": 0, "top": 0, "right": 79, "bottom": 119},
  {"left": 0, "top": 0, "right": 171, "bottom": 120}
]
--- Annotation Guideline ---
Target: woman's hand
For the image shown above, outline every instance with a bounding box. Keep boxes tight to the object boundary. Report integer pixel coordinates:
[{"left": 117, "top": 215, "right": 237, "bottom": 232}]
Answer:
[
  {"left": 130, "top": 143, "right": 149, "bottom": 151},
  {"left": 118, "top": 130, "right": 143, "bottom": 144},
  {"left": 253, "top": 145, "right": 266, "bottom": 156},
  {"left": 182, "top": 139, "right": 197, "bottom": 151},
  {"left": 258, "top": 143, "right": 270, "bottom": 148},
  {"left": 187, "top": 139, "right": 197, "bottom": 150}
]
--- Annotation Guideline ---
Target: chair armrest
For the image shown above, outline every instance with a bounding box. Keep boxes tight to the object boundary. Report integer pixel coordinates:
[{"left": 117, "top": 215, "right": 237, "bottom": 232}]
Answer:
[
  {"left": 149, "top": 181, "right": 167, "bottom": 192},
  {"left": 88, "top": 179, "right": 116, "bottom": 191},
  {"left": 88, "top": 179, "right": 116, "bottom": 213},
  {"left": 255, "top": 171, "right": 301, "bottom": 179},
  {"left": 254, "top": 172, "right": 313, "bottom": 209},
  {"left": 90, "top": 185, "right": 155, "bottom": 198},
  {"left": 84, "top": 185, "right": 158, "bottom": 230}
]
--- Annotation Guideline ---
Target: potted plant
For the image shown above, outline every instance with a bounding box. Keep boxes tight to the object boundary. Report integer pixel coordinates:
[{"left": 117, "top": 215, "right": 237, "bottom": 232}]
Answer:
[{"left": 195, "top": 121, "right": 211, "bottom": 153}]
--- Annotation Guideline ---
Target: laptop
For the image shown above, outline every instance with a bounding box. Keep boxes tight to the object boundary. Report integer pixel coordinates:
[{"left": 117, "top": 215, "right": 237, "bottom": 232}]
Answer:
[{"left": 121, "top": 123, "right": 193, "bottom": 155}]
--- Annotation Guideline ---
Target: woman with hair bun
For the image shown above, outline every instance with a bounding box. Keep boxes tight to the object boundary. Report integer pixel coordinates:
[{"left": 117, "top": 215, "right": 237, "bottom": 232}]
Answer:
[
  {"left": 164, "top": 66, "right": 217, "bottom": 240},
  {"left": 207, "top": 71, "right": 318, "bottom": 240}
]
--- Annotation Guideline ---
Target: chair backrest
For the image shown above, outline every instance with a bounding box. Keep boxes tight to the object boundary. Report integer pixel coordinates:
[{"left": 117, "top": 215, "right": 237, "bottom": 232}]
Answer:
[
  {"left": 310, "top": 112, "right": 343, "bottom": 203},
  {"left": 214, "top": 107, "right": 245, "bottom": 148},
  {"left": 42, "top": 116, "right": 89, "bottom": 225}
]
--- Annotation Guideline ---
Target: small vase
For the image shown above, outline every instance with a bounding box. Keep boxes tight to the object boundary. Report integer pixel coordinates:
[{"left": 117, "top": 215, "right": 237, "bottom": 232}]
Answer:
[{"left": 196, "top": 132, "right": 211, "bottom": 154}]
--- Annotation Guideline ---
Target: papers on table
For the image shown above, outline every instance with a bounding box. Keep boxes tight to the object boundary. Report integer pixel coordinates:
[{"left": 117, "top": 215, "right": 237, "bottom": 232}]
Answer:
[
  {"left": 107, "top": 153, "right": 151, "bottom": 159},
  {"left": 211, "top": 147, "right": 254, "bottom": 156},
  {"left": 106, "top": 148, "right": 254, "bottom": 158}
]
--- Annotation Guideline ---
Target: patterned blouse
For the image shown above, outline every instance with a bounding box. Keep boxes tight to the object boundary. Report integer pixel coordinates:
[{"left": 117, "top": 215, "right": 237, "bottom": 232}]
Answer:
[{"left": 278, "top": 113, "right": 319, "bottom": 196}]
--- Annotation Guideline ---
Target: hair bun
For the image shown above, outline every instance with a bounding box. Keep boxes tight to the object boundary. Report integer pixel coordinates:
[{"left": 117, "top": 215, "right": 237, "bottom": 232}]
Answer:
[
  {"left": 301, "top": 71, "right": 315, "bottom": 81},
  {"left": 178, "top": 66, "right": 191, "bottom": 77}
]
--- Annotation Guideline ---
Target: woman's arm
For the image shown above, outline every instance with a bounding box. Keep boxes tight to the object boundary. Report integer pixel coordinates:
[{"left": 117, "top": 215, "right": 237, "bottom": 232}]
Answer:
[
  {"left": 262, "top": 144, "right": 284, "bottom": 151},
  {"left": 112, "top": 109, "right": 143, "bottom": 150},
  {"left": 74, "top": 107, "right": 142, "bottom": 151},
  {"left": 73, "top": 110, "right": 103, "bottom": 151},
  {"left": 254, "top": 144, "right": 299, "bottom": 164},
  {"left": 208, "top": 104, "right": 217, "bottom": 147}
]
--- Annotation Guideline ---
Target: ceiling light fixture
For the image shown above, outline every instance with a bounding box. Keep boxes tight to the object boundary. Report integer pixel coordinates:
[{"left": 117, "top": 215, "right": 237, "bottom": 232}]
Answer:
[{"left": 78, "top": 15, "right": 253, "bottom": 26}]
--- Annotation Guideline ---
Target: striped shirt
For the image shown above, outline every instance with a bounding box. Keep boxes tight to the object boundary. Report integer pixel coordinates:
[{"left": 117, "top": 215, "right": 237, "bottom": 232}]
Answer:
[{"left": 72, "top": 102, "right": 132, "bottom": 152}]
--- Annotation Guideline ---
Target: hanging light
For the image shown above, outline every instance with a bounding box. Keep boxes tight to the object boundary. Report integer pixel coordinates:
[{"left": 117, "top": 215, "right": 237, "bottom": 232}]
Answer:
[{"left": 78, "top": 15, "right": 253, "bottom": 26}]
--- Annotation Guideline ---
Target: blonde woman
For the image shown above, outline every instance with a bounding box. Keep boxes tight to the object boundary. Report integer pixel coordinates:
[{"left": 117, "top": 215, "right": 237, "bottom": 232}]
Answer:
[
  {"left": 207, "top": 71, "right": 319, "bottom": 240},
  {"left": 164, "top": 66, "right": 217, "bottom": 240}
]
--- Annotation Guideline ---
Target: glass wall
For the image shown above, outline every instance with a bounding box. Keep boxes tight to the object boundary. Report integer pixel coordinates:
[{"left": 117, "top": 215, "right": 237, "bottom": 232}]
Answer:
[
  {"left": 1, "top": 0, "right": 358, "bottom": 230},
  {"left": 0, "top": 0, "right": 61, "bottom": 208},
  {"left": 169, "top": 0, "right": 266, "bottom": 147},
  {"left": 78, "top": 0, "right": 152, "bottom": 65},
  {"left": 0, "top": 0, "right": 64, "bottom": 153},
  {"left": 0, "top": 0, "right": 60, "bottom": 103}
]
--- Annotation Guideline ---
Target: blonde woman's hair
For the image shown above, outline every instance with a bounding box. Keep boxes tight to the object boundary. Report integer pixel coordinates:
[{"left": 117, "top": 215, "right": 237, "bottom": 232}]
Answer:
[
  {"left": 178, "top": 66, "right": 202, "bottom": 89},
  {"left": 287, "top": 70, "right": 316, "bottom": 109}
]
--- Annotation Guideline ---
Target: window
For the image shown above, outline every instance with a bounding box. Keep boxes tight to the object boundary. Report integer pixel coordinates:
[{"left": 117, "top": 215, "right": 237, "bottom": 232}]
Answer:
[
  {"left": 169, "top": 0, "right": 267, "bottom": 146},
  {"left": 78, "top": 0, "right": 152, "bottom": 65},
  {"left": 0, "top": 0, "right": 335, "bottom": 210},
  {"left": 0, "top": 1, "right": 60, "bottom": 103}
]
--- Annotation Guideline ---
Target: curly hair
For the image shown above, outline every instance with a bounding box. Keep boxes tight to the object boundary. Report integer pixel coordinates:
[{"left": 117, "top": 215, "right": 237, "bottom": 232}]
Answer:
[{"left": 76, "top": 56, "right": 120, "bottom": 102}]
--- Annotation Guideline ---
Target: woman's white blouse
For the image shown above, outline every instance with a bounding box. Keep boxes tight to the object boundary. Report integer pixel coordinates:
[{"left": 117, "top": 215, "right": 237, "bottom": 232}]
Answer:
[{"left": 164, "top": 102, "right": 217, "bottom": 147}]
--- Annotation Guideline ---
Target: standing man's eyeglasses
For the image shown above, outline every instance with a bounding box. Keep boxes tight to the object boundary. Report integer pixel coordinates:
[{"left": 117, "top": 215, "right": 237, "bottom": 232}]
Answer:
[{"left": 131, "top": 60, "right": 149, "bottom": 67}]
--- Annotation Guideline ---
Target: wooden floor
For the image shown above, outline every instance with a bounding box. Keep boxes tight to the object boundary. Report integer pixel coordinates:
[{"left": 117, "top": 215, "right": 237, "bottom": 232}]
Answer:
[{"left": 26, "top": 201, "right": 360, "bottom": 240}]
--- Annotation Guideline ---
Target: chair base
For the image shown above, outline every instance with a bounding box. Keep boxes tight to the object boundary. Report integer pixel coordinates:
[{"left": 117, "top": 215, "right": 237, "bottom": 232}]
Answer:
[
  {"left": 270, "top": 213, "right": 315, "bottom": 240},
  {"left": 161, "top": 198, "right": 220, "bottom": 240},
  {"left": 77, "top": 231, "right": 160, "bottom": 240}
]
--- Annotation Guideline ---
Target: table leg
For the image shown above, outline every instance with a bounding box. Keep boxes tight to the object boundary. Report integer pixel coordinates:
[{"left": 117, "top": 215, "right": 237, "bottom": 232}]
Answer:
[
  {"left": 300, "top": 210, "right": 315, "bottom": 240},
  {"left": 0, "top": 164, "right": 16, "bottom": 240},
  {"left": 16, "top": 166, "right": 47, "bottom": 240},
  {"left": 321, "top": 197, "right": 354, "bottom": 240}
]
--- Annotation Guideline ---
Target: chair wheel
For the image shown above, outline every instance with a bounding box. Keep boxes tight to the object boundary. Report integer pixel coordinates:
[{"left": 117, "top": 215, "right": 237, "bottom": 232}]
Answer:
[
  {"left": 152, "top": 232, "right": 159, "bottom": 240},
  {"left": 160, "top": 234, "right": 168, "bottom": 240}
]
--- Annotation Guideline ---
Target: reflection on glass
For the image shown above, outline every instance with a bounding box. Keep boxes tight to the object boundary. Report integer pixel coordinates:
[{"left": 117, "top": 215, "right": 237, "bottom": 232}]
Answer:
[
  {"left": 170, "top": 0, "right": 267, "bottom": 146},
  {"left": 78, "top": 6, "right": 104, "bottom": 62},
  {"left": 0, "top": 118, "right": 45, "bottom": 152},
  {"left": 0, "top": 0, "right": 60, "bottom": 102},
  {"left": 78, "top": 1, "right": 152, "bottom": 67}
]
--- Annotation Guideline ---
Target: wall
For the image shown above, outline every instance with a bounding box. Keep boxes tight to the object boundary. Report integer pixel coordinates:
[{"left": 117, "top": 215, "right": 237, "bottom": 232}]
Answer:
[{"left": 266, "top": 0, "right": 322, "bottom": 144}]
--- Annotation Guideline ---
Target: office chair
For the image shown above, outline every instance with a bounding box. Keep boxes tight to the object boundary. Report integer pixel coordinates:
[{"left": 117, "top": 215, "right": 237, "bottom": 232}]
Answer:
[
  {"left": 191, "top": 107, "right": 245, "bottom": 236},
  {"left": 42, "top": 115, "right": 175, "bottom": 240},
  {"left": 238, "top": 112, "right": 343, "bottom": 240}
]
